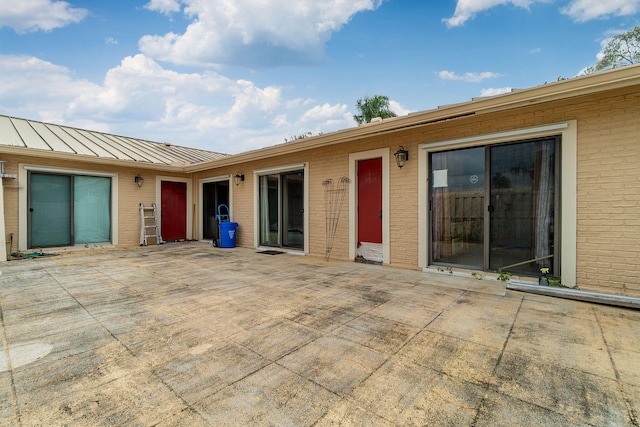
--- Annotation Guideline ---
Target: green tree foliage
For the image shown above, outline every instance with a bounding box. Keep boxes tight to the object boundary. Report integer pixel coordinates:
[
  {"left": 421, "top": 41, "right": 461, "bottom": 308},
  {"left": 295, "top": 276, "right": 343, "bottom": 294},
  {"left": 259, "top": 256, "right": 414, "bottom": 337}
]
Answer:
[
  {"left": 586, "top": 26, "right": 640, "bottom": 73},
  {"left": 353, "top": 95, "right": 397, "bottom": 125}
]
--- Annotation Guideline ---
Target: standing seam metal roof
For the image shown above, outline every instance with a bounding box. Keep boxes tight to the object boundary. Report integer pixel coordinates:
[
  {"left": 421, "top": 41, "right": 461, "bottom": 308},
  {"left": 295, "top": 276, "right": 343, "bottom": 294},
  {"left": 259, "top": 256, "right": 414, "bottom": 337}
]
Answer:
[{"left": 0, "top": 115, "right": 227, "bottom": 166}]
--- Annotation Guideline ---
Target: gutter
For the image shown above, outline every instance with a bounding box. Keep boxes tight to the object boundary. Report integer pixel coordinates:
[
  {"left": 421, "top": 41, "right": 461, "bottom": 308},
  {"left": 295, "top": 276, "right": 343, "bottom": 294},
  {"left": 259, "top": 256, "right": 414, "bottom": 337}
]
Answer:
[
  {"left": 185, "top": 63, "right": 640, "bottom": 173},
  {"left": 507, "top": 281, "right": 640, "bottom": 309},
  {"left": 0, "top": 145, "right": 194, "bottom": 173}
]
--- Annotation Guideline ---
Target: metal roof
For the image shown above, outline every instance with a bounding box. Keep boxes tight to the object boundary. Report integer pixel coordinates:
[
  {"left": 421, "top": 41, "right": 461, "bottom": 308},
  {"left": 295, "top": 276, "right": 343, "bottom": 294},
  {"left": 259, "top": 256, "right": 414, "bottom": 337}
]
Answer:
[{"left": 0, "top": 115, "right": 227, "bottom": 166}]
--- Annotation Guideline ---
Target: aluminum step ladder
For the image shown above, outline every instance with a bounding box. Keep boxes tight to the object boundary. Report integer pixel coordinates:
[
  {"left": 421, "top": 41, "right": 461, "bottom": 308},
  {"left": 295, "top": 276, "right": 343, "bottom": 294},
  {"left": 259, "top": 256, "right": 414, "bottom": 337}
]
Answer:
[{"left": 139, "top": 203, "right": 163, "bottom": 245}]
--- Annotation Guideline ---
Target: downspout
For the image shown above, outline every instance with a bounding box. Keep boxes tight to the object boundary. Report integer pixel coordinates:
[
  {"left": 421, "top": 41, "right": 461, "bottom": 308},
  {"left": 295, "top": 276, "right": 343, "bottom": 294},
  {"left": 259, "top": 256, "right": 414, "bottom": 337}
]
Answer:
[
  {"left": 0, "top": 177, "right": 6, "bottom": 261},
  {"left": 507, "top": 281, "right": 640, "bottom": 309},
  {"left": 0, "top": 160, "right": 17, "bottom": 261}
]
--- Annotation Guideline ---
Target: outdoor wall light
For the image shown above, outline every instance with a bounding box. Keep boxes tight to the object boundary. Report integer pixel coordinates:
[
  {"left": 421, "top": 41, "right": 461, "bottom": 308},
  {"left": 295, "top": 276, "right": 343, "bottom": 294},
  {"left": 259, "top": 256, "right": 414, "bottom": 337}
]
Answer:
[
  {"left": 134, "top": 174, "right": 144, "bottom": 188},
  {"left": 394, "top": 146, "right": 409, "bottom": 168},
  {"left": 233, "top": 173, "right": 245, "bottom": 186}
]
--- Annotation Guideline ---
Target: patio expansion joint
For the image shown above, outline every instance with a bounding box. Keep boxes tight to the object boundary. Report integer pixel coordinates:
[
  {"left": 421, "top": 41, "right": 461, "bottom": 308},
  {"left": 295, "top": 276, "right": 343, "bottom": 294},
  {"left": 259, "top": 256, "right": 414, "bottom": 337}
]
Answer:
[
  {"left": 470, "top": 293, "right": 525, "bottom": 426},
  {"left": 0, "top": 297, "right": 23, "bottom": 426},
  {"left": 47, "top": 269, "right": 203, "bottom": 420},
  {"left": 593, "top": 305, "right": 640, "bottom": 426}
]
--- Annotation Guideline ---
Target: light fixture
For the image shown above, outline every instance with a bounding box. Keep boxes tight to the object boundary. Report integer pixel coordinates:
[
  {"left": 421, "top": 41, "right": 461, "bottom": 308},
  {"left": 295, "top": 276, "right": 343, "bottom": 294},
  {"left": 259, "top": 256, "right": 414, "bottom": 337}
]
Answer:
[
  {"left": 233, "top": 173, "right": 245, "bottom": 186},
  {"left": 394, "top": 146, "right": 409, "bottom": 168},
  {"left": 134, "top": 174, "right": 144, "bottom": 188}
]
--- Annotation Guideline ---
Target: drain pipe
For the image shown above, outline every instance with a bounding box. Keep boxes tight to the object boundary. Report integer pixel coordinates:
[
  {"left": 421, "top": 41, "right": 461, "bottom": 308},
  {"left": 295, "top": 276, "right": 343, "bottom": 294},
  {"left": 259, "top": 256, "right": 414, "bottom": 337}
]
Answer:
[{"left": 507, "top": 281, "right": 640, "bottom": 309}]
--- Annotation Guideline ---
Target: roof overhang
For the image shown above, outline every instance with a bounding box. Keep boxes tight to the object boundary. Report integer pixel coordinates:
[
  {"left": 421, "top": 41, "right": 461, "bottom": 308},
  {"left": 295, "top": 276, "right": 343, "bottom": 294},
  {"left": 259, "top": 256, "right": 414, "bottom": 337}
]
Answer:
[
  {"left": 185, "top": 63, "right": 640, "bottom": 172},
  {"left": 3, "top": 64, "right": 639, "bottom": 174},
  {"left": 0, "top": 145, "right": 192, "bottom": 173}
]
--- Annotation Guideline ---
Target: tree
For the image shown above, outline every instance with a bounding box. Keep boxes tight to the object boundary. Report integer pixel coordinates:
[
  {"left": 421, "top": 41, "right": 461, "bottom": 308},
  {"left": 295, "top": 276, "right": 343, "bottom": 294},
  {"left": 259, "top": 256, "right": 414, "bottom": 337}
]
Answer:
[
  {"left": 353, "top": 95, "right": 397, "bottom": 125},
  {"left": 587, "top": 26, "right": 640, "bottom": 73}
]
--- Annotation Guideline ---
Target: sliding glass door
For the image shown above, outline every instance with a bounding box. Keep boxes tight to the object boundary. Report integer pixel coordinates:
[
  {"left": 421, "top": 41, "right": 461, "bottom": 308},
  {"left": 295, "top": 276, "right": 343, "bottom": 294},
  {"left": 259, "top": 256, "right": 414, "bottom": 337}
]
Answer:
[
  {"left": 430, "top": 137, "right": 559, "bottom": 276},
  {"left": 431, "top": 146, "right": 485, "bottom": 268},
  {"left": 489, "top": 139, "right": 556, "bottom": 275},
  {"left": 259, "top": 170, "right": 304, "bottom": 249},
  {"left": 30, "top": 174, "right": 72, "bottom": 247},
  {"left": 74, "top": 176, "right": 111, "bottom": 244},
  {"left": 29, "top": 173, "right": 111, "bottom": 248}
]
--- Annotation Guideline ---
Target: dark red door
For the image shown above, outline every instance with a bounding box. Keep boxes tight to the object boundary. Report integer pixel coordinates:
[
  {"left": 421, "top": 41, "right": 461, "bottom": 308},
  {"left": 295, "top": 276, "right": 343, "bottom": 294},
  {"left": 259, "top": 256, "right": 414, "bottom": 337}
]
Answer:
[
  {"left": 357, "top": 158, "right": 382, "bottom": 245},
  {"left": 161, "top": 181, "right": 187, "bottom": 241}
]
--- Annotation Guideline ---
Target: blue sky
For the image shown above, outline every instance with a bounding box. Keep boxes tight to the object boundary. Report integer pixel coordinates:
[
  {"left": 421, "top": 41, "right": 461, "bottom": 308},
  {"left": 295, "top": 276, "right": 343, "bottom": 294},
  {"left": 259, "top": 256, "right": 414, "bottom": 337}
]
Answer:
[{"left": 1, "top": 0, "right": 639, "bottom": 153}]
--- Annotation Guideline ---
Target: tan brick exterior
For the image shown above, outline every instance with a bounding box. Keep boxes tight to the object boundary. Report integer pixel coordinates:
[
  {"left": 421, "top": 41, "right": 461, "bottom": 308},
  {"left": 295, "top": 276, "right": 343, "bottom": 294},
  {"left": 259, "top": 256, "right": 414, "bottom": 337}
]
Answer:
[
  {"left": 0, "top": 154, "right": 190, "bottom": 251},
  {"left": 2, "top": 82, "right": 640, "bottom": 297}
]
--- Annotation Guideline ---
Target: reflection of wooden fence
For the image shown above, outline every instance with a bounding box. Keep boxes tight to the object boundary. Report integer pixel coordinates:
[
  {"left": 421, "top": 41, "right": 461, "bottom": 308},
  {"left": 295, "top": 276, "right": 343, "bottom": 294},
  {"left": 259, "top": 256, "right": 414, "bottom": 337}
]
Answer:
[
  {"left": 442, "top": 190, "right": 484, "bottom": 243},
  {"left": 434, "top": 188, "right": 534, "bottom": 248},
  {"left": 491, "top": 188, "right": 533, "bottom": 247}
]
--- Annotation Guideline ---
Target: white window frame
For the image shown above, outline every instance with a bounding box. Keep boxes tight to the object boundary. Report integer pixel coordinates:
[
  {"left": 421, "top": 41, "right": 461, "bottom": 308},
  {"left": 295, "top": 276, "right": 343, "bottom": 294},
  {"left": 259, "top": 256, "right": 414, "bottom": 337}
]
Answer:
[
  {"left": 156, "top": 175, "right": 193, "bottom": 241},
  {"left": 198, "top": 174, "right": 232, "bottom": 240},
  {"left": 349, "top": 148, "right": 390, "bottom": 264},
  {"left": 18, "top": 164, "right": 119, "bottom": 251},
  {"left": 418, "top": 121, "right": 577, "bottom": 287},
  {"left": 253, "top": 163, "right": 309, "bottom": 254}
]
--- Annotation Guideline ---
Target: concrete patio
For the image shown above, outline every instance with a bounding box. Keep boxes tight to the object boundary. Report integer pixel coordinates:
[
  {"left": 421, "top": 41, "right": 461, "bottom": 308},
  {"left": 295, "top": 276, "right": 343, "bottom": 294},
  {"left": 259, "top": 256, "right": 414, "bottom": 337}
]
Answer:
[{"left": 0, "top": 242, "right": 638, "bottom": 426}]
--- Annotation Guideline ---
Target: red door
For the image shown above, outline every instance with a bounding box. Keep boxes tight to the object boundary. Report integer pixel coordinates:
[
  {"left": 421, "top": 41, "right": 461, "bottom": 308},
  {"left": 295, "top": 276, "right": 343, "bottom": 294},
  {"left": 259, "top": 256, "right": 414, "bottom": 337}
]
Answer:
[
  {"left": 161, "top": 181, "right": 187, "bottom": 241},
  {"left": 357, "top": 158, "right": 382, "bottom": 245}
]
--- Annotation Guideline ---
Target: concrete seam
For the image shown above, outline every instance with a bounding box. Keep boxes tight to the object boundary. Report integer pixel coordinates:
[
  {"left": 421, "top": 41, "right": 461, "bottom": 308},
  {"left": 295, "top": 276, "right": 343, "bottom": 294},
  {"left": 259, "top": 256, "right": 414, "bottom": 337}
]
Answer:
[
  {"left": 0, "top": 297, "right": 22, "bottom": 426},
  {"left": 593, "top": 306, "right": 639, "bottom": 427},
  {"left": 470, "top": 294, "right": 525, "bottom": 426},
  {"left": 48, "top": 268, "right": 203, "bottom": 423}
]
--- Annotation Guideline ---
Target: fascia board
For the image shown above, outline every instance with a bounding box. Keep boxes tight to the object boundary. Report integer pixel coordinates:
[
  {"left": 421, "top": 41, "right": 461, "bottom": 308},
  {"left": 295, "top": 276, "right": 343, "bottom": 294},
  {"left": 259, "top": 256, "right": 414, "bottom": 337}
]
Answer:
[
  {"left": 185, "top": 64, "right": 640, "bottom": 173},
  {"left": 0, "top": 146, "right": 189, "bottom": 173}
]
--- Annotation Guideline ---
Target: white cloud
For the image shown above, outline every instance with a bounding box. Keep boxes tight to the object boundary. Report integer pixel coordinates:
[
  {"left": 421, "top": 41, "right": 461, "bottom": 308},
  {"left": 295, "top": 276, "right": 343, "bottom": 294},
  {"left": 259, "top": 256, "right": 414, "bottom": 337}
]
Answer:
[
  {"left": 0, "top": 54, "right": 354, "bottom": 153},
  {"left": 561, "top": 0, "right": 640, "bottom": 22},
  {"left": 388, "top": 100, "right": 412, "bottom": 116},
  {"left": 67, "top": 54, "right": 288, "bottom": 138},
  {"left": 437, "top": 70, "right": 501, "bottom": 82},
  {"left": 105, "top": 37, "right": 119, "bottom": 45},
  {"left": 296, "top": 103, "right": 352, "bottom": 129},
  {"left": 0, "top": 55, "right": 98, "bottom": 123},
  {"left": 144, "top": 0, "right": 182, "bottom": 16},
  {"left": 139, "top": 0, "right": 383, "bottom": 67},
  {"left": 443, "top": 0, "right": 542, "bottom": 28},
  {"left": 444, "top": 0, "right": 640, "bottom": 27},
  {"left": 480, "top": 87, "right": 513, "bottom": 96},
  {"left": 575, "top": 26, "right": 638, "bottom": 75},
  {"left": 0, "top": 0, "right": 87, "bottom": 33}
]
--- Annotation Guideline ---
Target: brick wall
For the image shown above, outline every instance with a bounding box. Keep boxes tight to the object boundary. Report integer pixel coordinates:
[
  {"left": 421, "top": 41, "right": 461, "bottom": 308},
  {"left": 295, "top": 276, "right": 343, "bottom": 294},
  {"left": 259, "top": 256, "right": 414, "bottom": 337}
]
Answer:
[
  {"left": 0, "top": 154, "right": 190, "bottom": 251},
  {"left": 3, "top": 85, "right": 640, "bottom": 296},
  {"left": 574, "top": 90, "right": 640, "bottom": 295},
  {"left": 190, "top": 87, "right": 640, "bottom": 295}
]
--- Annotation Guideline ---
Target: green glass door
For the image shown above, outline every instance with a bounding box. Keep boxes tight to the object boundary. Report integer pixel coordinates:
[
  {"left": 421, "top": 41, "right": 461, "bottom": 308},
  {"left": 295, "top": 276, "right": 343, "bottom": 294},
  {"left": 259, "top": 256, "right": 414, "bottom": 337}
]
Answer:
[
  {"left": 29, "top": 173, "right": 111, "bottom": 248},
  {"left": 30, "top": 174, "right": 72, "bottom": 247}
]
